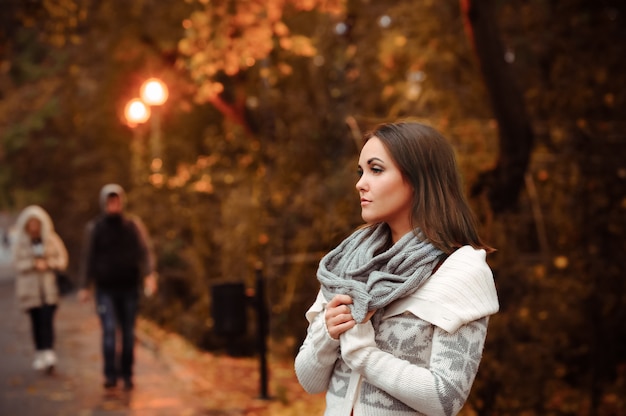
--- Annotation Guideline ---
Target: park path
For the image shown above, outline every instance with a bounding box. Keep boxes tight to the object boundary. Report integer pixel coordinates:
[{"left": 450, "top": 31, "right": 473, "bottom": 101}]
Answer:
[
  {"left": 0, "top": 264, "right": 206, "bottom": 415},
  {"left": 0, "top": 251, "right": 325, "bottom": 416}
]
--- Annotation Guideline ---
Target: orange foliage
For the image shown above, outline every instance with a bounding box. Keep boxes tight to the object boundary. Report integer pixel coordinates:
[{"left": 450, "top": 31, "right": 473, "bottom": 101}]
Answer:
[{"left": 178, "top": 0, "right": 346, "bottom": 103}]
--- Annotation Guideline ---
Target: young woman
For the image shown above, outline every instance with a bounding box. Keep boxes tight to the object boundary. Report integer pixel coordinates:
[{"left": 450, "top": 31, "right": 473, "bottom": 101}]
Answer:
[
  {"left": 12, "top": 205, "right": 68, "bottom": 372},
  {"left": 295, "top": 121, "right": 499, "bottom": 416}
]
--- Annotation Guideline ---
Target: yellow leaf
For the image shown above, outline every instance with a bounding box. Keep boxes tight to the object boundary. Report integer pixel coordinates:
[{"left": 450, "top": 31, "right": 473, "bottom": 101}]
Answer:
[
  {"left": 289, "top": 35, "right": 317, "bottom": 57},
  {"left": 274, "top": 21, "right": 290, "bottom": 37},
  {"left": 279, "top": 37, "right": 293, "bottom": 51}
]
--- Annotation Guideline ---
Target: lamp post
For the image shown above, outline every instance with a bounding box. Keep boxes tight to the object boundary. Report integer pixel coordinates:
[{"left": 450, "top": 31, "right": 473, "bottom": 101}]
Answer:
[
  {"left": 140, "top": 78, "right": 168, "bottom": 174},
  {"left": 123, "top": 77, "right": 168, "bottom": 186},
  {"left": 124, "top": 98, "right": 151, "bottom": 186}
]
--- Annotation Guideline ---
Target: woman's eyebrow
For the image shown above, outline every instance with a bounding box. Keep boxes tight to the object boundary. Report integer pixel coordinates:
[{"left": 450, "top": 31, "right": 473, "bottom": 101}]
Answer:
[{"left": 367, "top": 157, "right": 384, "bottom": 165}]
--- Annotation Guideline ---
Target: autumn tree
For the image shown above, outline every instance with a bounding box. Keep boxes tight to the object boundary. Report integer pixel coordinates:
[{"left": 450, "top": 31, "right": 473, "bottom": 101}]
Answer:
[{"left": 2, "top": 1, "right": 625, "bottom": 413}]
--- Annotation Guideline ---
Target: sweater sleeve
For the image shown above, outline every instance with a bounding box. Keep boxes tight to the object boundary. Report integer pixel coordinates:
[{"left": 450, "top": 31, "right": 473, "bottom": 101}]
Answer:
[
  {"left": 11, "top": 240, "right": 36, "bottom": 273},
  {"left": 46, "top": 233, "right": 68, "bottom": 272},
  {"left": 341, "top": 317, "right": 490, "bottom": 416},
  {"left": 294, "top": 291, "right": 341, "bottom": 394}
]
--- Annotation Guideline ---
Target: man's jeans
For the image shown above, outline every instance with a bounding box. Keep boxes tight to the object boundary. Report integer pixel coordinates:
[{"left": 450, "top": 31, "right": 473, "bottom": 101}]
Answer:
[{"left": 96, "top": 290, "right": 138, "bottom": 382}]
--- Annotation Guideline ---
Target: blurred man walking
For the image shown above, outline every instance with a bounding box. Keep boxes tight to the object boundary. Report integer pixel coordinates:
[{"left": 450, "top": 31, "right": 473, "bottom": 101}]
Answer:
[{"left": 78, "top": 184, "right": 156, "bottom": 390}]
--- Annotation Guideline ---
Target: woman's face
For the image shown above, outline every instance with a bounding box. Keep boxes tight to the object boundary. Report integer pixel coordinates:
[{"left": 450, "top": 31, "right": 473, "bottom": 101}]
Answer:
[
  {"left": 356, "top": 136, "right": 414, "bottom": 241},
  {"left": 25, "top": 218, "right": 42, "bottom": 239}
]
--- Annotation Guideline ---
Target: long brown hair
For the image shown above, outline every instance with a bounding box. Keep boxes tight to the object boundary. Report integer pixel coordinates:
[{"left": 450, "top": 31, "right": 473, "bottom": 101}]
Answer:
[{"left": 364, "top": 121, "right": 494, "bottom": 254}]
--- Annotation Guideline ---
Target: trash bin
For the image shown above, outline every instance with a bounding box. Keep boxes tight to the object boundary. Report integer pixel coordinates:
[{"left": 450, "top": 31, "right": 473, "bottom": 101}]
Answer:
[{"left": 211, "top": 281, "right": 247, "bottom": 337}]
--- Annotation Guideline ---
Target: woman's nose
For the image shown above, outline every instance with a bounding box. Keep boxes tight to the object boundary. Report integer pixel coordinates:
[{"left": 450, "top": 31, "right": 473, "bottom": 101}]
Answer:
[{"left": 356, "top": 175, "right": 366, "bottom": 191}]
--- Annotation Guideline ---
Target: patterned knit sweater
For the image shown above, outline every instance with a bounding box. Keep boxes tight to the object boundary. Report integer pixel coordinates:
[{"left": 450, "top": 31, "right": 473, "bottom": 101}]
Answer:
[{"left": 294, "top": 246, "right": 499, "bottom": 416}]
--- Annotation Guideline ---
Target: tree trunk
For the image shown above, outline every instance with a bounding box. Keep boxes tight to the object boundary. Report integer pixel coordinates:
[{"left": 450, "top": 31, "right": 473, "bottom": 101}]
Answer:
[{"left": 461, "top": 0, "right": 534, "bottom": 213}]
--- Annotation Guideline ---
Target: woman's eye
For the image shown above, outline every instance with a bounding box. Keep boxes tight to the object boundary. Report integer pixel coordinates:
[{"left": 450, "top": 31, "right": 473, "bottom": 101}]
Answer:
[
  {"left": 371, "top": 166, "right": 383, "bottom": 174},
  {"left": 357, "top": 168, "right": 363, "bottom": 177}
]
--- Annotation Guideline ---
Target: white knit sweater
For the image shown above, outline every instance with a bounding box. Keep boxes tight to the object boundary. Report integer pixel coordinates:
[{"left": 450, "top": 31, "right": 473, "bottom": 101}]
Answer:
[{"left": 294, "top": 246, "right": 499, "bottom": 416}]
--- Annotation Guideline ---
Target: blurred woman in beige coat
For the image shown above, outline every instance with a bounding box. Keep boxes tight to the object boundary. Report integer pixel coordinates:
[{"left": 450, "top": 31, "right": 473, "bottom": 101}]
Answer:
[{"left": 12, "top": 205, "right": 68, "bottom": 372}]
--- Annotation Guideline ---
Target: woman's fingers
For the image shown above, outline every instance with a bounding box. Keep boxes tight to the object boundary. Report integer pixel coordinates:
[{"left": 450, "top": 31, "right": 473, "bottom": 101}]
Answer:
[
  {"left": 325, "top": 294, "right": 356, "bottom": 339},
  {"left": 326, "top": 310, "right": 356, "bottom": 339},
  {"left": 327, "top": 294, "right": 353, "bottom": 308},
  {"left": 328, "top": 318, "right": 356, "bottom": 339},
  {"left": 325, "top": 296, "right": 353, "bottom": 321}
]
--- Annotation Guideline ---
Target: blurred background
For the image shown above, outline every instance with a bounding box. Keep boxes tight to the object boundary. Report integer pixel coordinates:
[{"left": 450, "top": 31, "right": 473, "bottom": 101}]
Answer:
[{"left": 0, "top": 0, "right": 624, "bottom": 414}]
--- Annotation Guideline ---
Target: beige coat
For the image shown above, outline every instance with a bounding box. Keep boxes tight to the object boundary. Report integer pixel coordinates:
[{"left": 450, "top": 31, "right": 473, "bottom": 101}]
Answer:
[{"left": 11, "top": 206, "right": 68, "bottom": 310}]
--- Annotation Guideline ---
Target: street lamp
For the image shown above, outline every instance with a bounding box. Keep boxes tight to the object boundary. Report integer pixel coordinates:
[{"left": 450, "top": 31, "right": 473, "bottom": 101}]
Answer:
[
  {"left": 123, "top": 77, "right": 168, "bottom": 186},
  {"left": 140, "top": 78, "right": 168, "bottom": 174},
  {"left": 140, "top": 78, "right": 169, "bottom": 106},
  {"left": 124, "top": 98, "right": 151, "bottom": 186},
  {"left": 124, "top": 98, "right": 151, "bottom": 126}
]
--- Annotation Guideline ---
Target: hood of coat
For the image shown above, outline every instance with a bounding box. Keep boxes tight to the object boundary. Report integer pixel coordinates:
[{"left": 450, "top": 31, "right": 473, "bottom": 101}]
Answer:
[
  {"left": 14, "top": 205, "right": 55, "bottom": 243},
  {"left": 99, "top": 183, "right": 126, "bottom": 213}
]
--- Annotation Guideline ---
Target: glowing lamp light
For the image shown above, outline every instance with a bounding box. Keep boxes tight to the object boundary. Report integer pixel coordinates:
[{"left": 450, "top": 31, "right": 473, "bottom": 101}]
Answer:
[
  {"left": 124, "top": 98, "right": 151, "bottom": 126},
  {"left": 140, "top": 78, "right": 169, "bottom": 106}
]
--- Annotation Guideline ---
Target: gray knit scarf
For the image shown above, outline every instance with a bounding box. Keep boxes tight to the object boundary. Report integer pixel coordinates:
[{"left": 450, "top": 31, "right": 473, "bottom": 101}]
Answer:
[{"left": 317, "top": 223, "right": 444, "bottom": 323}]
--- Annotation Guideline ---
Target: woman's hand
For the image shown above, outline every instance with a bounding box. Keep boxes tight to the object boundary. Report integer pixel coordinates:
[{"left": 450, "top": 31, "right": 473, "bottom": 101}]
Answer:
[
  {"left": 34, "top": 258, "right": 47, "bottom": 271},
  {"left": 325, "top": 294, "right": 356, "bottom": 339}
]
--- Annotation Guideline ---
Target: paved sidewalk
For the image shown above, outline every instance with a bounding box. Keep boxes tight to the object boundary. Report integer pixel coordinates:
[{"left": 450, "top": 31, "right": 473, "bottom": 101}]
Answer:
[
  {"left": 0, "top": 275, "right": 206, "bottom": 415},
  {"left": 0, "top": 262, "right": 326, "bottom": 416}
]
